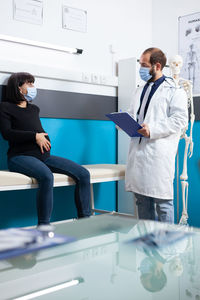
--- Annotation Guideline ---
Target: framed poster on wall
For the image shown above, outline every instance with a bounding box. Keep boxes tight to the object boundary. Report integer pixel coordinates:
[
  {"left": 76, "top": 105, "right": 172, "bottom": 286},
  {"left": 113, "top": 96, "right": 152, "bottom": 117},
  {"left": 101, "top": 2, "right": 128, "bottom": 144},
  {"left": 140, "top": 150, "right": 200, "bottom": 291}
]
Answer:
[
  {"left": 62, "top": 6, "right": 87, "bottom": 33},
  {"left": 179, "top": 12, "right": 200, "bottom": 96},
  {"left": 13, "top": 0, "right": 43, "bottom": 25}
]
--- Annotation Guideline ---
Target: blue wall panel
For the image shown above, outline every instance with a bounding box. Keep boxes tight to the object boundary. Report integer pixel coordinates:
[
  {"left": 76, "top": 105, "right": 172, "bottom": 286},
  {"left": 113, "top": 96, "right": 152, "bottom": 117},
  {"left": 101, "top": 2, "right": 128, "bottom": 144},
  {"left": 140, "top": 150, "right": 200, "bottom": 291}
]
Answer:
[
  {"left": 0, "top": 119, "right": 117, "bottom": 228},
  {"left": 41, "top": 118, "right": 116, "bottom": 164},
  {"left": 174, "top": 121, "right": 200, "bottom": 227}
]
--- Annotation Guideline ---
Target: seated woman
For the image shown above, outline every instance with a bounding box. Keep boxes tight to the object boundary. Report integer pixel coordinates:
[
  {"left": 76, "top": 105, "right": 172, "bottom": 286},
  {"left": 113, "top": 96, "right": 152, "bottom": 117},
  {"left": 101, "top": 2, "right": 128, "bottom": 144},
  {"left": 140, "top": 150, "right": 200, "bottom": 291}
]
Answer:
[{"left": 0, "top": 72, "right": 91, "bottom": 226}]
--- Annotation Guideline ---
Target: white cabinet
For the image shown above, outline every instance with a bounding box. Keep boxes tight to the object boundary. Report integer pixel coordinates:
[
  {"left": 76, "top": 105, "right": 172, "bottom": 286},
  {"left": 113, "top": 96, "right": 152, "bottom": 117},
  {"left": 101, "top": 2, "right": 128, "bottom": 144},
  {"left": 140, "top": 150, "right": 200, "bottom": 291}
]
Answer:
[{"left": 117, "top": 57, "right": 139, "bottom": 215}]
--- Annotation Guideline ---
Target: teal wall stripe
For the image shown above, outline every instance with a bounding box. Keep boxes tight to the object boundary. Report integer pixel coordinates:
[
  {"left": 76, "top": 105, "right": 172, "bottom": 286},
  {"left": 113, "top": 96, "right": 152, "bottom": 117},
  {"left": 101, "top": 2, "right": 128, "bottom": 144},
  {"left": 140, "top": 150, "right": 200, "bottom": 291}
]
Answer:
[{"left": 41, "top": 118, "right": 116, "bottom": 164}]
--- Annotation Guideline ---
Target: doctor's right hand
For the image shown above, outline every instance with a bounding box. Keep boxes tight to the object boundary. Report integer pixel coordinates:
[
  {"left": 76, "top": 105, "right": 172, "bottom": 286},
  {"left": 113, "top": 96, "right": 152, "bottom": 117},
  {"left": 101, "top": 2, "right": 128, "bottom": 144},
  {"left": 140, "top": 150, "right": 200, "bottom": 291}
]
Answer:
[
  {"left": 36, "top": 133, "right": 51, "bottom": 154},
  {"left": 138, "top": 123, "right": 150, "bottom": 137}
]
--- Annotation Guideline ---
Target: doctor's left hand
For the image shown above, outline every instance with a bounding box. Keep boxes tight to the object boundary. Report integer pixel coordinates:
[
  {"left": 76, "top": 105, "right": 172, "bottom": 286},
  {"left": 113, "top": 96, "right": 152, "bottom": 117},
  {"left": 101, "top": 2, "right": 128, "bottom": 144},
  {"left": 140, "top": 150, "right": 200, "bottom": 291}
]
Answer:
[{"left": 138, "top": 123, "right": 150, "bottom": 137}]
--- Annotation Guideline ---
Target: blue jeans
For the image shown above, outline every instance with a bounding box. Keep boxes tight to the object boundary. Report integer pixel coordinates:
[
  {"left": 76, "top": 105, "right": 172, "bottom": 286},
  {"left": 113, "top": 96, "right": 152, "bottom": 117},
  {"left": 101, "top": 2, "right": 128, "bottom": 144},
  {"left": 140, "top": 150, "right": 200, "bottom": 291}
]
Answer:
[
  {"left": 134, "top": 193, "right": 174, "bottom": 223},
  {"left": 8, "top": 155, "right": 91, "bottom": 225}
]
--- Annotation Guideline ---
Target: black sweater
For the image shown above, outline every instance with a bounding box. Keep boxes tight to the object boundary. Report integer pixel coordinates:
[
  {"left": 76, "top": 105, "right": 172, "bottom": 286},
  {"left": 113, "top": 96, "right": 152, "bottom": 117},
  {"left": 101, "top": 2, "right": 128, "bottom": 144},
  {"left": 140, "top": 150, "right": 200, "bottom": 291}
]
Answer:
[{"left": 0, "top": 102, "right": 50, "bottom": 161}]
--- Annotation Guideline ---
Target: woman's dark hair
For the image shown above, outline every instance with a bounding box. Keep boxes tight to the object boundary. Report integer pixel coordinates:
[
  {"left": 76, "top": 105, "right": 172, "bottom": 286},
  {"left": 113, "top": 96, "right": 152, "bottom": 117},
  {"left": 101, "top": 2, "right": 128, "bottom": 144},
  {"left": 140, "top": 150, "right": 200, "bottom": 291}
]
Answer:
[{"left": 6, "top": 72, "right": 35, "bottom": 104}]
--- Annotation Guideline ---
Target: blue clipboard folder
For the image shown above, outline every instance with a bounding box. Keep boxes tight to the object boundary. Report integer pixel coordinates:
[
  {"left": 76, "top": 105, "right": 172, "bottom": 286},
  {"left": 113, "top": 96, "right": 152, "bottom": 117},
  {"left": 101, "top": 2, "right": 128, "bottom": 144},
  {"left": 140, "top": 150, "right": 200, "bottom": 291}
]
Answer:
[{"left": 106, "top": 112, "right": 143, "bottom": 137}]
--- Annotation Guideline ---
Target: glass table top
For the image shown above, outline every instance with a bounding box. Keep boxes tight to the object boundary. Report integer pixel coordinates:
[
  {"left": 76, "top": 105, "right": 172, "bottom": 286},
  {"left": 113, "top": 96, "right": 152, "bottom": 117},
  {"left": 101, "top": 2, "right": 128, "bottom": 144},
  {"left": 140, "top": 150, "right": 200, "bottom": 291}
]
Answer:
[{"left": 0, "top": 213, "right": 200, "bottom": 300}]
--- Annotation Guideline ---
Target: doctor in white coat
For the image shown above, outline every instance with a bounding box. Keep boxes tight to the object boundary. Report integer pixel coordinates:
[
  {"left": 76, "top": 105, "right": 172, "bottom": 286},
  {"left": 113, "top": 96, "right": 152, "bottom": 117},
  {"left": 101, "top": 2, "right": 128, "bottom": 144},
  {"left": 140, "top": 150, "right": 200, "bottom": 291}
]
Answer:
[{"left": 125, "top": 47, "right": 188, "bottom": 223}]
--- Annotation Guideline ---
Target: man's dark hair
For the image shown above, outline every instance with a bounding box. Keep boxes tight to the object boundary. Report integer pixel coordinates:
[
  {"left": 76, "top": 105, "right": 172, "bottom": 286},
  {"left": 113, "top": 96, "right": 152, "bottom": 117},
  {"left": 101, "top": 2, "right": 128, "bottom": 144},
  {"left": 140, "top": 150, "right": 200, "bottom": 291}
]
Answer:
[
  {"left": 6, "top": 72, "right": 35, "bottom": 104},
  {"left": 140, "top": 271, "right": 167, "bottom": 293},
  {"left": 143, "top": 47, "right": 167, "bottom": 70}
]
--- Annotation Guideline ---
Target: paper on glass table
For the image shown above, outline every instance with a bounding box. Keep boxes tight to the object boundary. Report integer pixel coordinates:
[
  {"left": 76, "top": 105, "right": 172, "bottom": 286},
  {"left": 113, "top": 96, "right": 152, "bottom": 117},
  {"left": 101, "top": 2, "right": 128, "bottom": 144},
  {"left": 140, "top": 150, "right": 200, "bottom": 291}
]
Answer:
[{"left": 0, "top": 228, "right": 76, "bottom": 260}]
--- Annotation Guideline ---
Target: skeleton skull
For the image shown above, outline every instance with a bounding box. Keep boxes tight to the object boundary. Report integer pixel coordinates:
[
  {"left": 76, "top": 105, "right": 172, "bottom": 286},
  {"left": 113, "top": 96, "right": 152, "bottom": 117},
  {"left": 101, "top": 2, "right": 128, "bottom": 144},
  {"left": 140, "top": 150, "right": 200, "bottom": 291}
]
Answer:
[
  {"left": 169, "top": 257, "right": 183, "bottom": 277},
  {"left": 169, "top": 55, "right": 183, "bottom": 76}
]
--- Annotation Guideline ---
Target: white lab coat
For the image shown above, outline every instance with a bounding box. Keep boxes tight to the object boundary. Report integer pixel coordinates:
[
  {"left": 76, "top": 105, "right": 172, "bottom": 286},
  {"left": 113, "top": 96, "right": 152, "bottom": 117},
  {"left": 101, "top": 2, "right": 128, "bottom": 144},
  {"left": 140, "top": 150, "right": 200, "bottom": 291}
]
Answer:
[{"left": 125, "top": 77, "right": 188, "bottom": 199}]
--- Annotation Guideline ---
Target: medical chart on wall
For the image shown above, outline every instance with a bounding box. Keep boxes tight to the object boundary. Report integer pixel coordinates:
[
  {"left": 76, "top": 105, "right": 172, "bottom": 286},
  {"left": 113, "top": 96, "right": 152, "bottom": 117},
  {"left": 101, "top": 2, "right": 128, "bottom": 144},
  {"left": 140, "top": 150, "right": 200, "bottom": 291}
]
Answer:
[
  {"left": 179, "top": 12, "right": 200, "bottom": 96},
  {"left": 62, "top": 6, "right": 87, "bottom": 33},
  {"left": 13, "top": 0, "right": 43, "bottom": 25}
]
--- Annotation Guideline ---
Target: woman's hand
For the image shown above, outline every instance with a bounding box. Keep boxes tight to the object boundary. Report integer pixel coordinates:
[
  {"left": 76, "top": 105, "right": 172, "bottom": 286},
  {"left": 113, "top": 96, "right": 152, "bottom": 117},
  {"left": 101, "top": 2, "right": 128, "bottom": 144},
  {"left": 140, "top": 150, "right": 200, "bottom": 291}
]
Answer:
[{"left": 36, "top": 133, "right": 51, "bottom": 154}]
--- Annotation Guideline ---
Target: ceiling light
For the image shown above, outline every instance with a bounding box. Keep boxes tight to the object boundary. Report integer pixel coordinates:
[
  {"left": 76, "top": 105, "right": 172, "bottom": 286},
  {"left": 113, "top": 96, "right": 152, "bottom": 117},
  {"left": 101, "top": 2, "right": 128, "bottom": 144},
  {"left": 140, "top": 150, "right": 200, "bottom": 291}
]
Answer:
[{"left": 0, "top": 34, "right": 83, "bottom": 54}]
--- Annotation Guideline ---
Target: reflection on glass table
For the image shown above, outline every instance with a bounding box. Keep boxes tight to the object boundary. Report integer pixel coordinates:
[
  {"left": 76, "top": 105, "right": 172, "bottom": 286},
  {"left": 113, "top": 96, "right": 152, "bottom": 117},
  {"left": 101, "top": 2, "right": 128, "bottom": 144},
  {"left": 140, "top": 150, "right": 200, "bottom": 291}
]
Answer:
[{"left": 0, "top": 213, "right": 200, "bottom": 300}]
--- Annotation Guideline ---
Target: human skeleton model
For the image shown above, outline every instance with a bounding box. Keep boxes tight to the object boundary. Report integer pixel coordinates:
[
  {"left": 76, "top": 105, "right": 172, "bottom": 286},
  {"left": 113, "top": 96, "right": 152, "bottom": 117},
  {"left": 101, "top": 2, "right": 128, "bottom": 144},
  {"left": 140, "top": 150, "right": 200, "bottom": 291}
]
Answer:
[{"left": 169, "top": 55, "right": 195, "bottom": 225}]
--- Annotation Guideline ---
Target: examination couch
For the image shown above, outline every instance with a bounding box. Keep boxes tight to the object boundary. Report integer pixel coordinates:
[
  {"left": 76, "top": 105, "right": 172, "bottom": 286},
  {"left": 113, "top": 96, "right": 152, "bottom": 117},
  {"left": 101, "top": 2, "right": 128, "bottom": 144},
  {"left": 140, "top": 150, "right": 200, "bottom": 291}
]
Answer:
[{"left": 0, "top": 164, "right": 126, "bottom": 214}]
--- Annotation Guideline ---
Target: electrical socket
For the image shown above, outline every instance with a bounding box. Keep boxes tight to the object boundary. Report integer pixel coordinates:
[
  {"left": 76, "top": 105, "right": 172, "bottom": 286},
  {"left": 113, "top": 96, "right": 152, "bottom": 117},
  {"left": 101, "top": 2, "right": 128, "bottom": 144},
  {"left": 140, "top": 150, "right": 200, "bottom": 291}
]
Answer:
[
  {"left": 82, "top": 72, "right": 90, "bottom": 83},
  {"left": 109, "top": 44, "right": 116, "bottom": 54},
  {"left": 100, "top": 75, "right": 106, "bottom": 85},
  {"left": 91, "top": 73, "right": 99, "bottom": 84}
]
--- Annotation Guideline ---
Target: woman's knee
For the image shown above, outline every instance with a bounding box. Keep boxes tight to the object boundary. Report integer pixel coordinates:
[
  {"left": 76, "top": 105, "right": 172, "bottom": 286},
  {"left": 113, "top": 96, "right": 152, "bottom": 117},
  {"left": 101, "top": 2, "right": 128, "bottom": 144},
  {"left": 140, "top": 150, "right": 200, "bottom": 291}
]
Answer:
[
  {"left": 77, "top": 167, "right": 90, "bottom": 183},
  {"left": 39, "top": 170, "right": 54, "bottom": 184}
]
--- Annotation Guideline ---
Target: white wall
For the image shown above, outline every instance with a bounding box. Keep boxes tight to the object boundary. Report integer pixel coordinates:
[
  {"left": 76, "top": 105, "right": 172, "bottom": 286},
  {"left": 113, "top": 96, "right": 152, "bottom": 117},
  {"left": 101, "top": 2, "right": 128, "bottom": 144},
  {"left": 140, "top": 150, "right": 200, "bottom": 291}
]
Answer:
[
  {"left": 3, "top": 0, "right": 199, "bottom": 79},
  {"left": 0, "top": 0, "right": 152, "bottom": 76},
  {"left": 152, "top": 0, "right": 200, "bottom": 60}
]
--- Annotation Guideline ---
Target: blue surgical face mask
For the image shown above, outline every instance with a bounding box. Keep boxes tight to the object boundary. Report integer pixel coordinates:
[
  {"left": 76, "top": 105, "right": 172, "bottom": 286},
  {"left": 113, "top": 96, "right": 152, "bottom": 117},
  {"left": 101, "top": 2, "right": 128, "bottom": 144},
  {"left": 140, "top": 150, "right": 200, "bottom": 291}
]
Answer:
[
  {"left": 139, "top": 67, "right": 152, "bottom": 82},
  {"left": 24, "top": 86, "right": 37, "bottom": 101}
]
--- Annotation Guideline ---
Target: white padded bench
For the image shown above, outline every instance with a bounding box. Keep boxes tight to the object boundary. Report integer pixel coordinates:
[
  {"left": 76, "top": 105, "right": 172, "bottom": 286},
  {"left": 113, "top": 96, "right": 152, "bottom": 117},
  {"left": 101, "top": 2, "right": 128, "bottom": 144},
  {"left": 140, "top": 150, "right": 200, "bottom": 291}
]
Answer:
[{"left": 0, "top": 164, "right": 126, "bottom": 214}]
